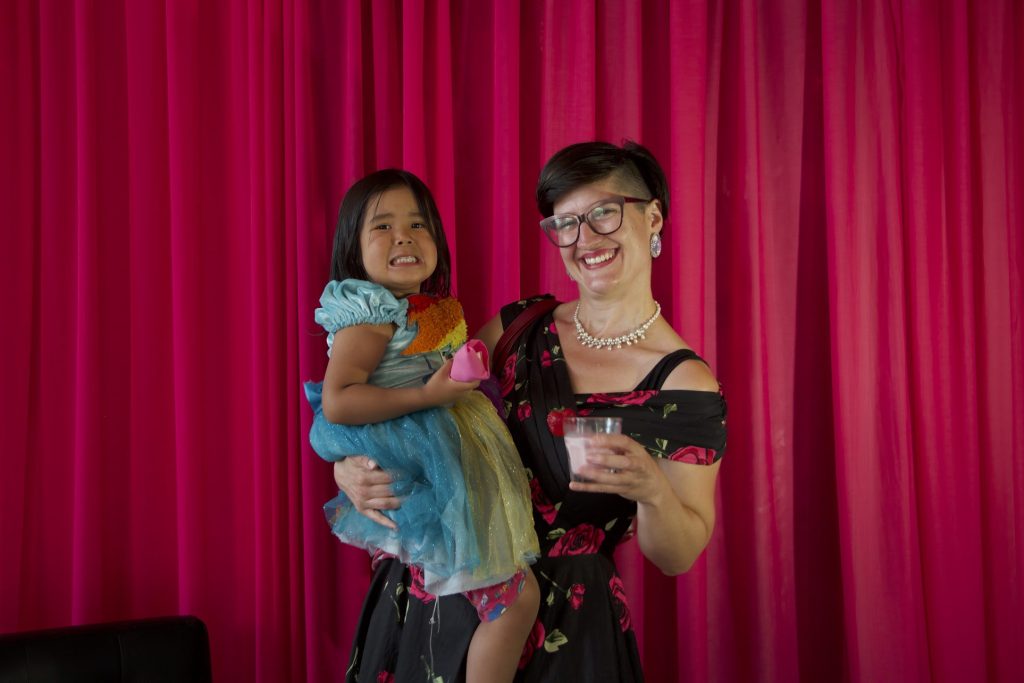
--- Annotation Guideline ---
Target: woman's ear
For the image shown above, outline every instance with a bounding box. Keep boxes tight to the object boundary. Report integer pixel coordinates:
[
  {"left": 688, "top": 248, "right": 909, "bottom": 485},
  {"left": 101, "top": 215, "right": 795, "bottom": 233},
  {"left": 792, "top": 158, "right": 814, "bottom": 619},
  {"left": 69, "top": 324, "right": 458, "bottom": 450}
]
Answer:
[{"left": 647, "top": 199, "right": 664, "bottom": 233}]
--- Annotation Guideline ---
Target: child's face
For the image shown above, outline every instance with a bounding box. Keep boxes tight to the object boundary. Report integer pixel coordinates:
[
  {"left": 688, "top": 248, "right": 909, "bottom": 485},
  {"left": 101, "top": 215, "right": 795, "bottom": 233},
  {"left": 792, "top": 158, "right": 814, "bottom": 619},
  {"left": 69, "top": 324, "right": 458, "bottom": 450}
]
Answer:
[{"left": 359, "top": 186, "right": 438, "bottom": 297}]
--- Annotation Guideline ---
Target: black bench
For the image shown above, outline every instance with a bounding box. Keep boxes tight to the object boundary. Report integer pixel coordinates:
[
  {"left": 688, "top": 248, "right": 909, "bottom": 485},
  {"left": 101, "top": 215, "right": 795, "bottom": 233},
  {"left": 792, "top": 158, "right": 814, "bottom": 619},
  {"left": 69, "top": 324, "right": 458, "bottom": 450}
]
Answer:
[{"left": 0, "top": 615, "right": 211, "bottom": 683}]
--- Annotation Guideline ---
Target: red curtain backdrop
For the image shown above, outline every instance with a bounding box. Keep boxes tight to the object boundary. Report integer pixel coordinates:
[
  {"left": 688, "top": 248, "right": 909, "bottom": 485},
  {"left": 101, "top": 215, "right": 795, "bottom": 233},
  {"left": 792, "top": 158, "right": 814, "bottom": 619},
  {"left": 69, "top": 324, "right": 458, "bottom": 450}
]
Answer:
[{"left": 2, "top": 1, "right": 1021, "bottom": 681}]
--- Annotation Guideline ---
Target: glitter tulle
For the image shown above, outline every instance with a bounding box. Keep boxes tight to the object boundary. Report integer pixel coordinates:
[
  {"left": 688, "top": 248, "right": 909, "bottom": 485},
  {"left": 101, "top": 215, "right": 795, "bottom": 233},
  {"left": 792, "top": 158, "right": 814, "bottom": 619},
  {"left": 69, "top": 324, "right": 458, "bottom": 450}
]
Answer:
[
  {"left": 305, "top": 382, "right": 538, "bottom": 596},
  {"left": 449, "top": 391, "right": 539, "bottom": 585}
]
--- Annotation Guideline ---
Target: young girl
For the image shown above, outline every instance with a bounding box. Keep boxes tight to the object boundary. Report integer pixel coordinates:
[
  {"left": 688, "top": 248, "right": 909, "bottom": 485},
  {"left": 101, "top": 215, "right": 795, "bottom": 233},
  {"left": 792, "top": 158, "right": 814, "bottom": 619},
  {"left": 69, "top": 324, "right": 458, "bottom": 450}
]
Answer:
[{"left": 304, "top": 169, "right": 540, "bottom": 682}]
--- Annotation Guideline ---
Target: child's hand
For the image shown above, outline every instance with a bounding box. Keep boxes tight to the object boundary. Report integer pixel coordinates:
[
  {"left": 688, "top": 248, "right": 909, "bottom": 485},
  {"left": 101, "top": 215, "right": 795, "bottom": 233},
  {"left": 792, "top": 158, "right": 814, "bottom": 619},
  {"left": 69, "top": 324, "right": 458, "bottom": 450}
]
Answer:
[{"left": 421, "top": 358, "right": 480, "bottom": 406}]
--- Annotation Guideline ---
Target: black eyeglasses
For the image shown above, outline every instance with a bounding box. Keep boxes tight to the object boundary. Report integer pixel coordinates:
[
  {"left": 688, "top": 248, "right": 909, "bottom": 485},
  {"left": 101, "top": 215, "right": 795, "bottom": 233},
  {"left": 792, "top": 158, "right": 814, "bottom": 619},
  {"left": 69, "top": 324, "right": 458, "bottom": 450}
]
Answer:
[{"left": 539, "top": 195, "right": 651, "bottom": 247}]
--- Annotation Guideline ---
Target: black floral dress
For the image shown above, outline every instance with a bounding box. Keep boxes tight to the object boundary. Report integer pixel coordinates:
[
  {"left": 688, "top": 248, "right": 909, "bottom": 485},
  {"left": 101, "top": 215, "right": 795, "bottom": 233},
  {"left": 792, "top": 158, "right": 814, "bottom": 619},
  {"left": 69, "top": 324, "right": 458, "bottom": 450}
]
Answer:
[{"left": 343, "top": 297, "right": 727, "bottom": 683}]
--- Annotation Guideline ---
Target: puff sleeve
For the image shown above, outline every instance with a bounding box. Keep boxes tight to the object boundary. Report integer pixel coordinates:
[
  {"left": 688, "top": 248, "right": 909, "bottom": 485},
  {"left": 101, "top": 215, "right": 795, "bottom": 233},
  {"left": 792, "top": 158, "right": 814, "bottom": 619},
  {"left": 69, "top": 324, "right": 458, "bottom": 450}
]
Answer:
[{"left": 314, "top": 279, "right": 409, "bottom": 355}]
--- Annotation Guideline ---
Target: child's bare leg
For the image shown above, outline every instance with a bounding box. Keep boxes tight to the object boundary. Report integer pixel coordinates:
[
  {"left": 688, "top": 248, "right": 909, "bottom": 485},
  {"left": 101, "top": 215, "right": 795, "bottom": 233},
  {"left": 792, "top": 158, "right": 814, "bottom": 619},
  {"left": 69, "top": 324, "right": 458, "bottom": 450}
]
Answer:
[{"left": 466, "top": 570, "right": 540, "bottom": 683}]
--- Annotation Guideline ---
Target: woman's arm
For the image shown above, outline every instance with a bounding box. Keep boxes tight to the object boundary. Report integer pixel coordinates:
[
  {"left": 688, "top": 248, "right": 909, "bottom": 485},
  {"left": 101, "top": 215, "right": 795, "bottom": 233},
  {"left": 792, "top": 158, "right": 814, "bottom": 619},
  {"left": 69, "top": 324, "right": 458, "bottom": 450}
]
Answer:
[
  {"left": 322, "top": 323, "right": 479, "bottom": 424},
  {"left": 474, "top": 312, "right": 505, "bottom": 356},
  {"left": 570, "top": 437, "right": 720, "bottom": 574},
  {"left": 635, "top": 459, "right": 720, "bottom": 574},
  {"left": 569, "top": 359, "right": 723, "bottom": 574},
  {"left": 637, "top": 359, "right": 722, "bottom": 573}
]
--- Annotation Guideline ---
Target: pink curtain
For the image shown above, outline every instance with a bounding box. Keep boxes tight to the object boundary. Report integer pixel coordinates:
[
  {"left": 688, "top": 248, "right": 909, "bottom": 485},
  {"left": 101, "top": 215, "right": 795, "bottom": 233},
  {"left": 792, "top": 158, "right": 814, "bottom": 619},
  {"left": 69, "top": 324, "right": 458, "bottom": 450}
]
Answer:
[{"left": 2, "top": 1, "right": 1021, "bottom": 681}]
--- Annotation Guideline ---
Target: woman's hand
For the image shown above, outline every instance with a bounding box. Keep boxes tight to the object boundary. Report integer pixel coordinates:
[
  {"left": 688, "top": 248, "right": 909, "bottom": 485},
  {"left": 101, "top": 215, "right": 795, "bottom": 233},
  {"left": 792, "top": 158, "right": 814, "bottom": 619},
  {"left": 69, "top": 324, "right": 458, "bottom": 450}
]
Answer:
[
  {"left": 570, "top": 433, "right": 721, "bottom": 574},
  {"left": 333, "top": 456, "right": 401, "bottom": 530},
  {"left": 567, "top": 434, "right": 672, "bottom": 505}
]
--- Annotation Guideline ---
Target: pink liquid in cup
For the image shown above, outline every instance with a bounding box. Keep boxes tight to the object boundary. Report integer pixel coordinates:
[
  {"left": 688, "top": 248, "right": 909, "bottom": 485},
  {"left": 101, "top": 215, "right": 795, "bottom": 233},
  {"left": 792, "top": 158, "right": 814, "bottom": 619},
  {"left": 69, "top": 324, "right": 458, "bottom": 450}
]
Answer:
[
  {"left": 564, "top": 435, "right": 592, "bottom": 482},
  {"left": 563, "top": 417, "right": 622, "bottom": 483}
]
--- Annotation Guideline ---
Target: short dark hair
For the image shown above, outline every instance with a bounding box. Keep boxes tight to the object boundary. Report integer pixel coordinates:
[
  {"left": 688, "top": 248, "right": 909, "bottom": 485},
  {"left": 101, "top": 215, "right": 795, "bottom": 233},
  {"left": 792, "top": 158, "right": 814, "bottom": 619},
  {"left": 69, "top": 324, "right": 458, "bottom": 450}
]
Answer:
[
  {"left": 330, "top": 169, "right": 452, "bottom": 297},
  {"left": 536, "top": 141, "right": 669, "bottom": 225}
]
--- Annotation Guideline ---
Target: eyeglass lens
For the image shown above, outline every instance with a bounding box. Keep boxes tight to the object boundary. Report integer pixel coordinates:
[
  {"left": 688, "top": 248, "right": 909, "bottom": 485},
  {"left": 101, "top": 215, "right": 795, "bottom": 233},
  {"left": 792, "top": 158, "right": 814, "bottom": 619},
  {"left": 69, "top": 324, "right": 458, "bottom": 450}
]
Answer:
[{"left": 542, "top": 200, "right": 624, "bottom": 247}]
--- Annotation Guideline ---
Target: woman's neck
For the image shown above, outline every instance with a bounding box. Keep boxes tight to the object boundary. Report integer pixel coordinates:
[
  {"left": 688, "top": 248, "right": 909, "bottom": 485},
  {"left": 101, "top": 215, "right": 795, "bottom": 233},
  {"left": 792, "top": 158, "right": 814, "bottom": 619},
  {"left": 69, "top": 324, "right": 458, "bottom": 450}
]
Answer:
[{"left": 574, "top": 290, "right": 659, "bottom": 338}]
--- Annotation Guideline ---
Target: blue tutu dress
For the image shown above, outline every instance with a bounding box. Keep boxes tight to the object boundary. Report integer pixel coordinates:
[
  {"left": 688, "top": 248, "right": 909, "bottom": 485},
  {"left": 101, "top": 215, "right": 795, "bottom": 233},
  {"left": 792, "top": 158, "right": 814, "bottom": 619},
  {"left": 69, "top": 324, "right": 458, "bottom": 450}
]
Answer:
[{"left": 304, "top": 279, "right": 538, "bottom": 596}]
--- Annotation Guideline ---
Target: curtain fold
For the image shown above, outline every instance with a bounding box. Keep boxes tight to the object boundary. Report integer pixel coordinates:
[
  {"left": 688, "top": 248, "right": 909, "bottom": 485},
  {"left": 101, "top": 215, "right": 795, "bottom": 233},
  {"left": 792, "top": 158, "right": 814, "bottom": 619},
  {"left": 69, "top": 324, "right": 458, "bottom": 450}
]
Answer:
[{"left": 1, "top": 1, "right": 1021, "bottom": 681}]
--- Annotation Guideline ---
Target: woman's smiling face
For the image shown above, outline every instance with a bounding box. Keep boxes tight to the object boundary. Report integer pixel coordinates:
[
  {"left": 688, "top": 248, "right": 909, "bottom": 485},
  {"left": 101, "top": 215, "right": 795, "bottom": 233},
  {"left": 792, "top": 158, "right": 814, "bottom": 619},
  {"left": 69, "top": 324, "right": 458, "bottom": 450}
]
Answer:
[{"left": 555, "top": 177, "right": 661, "bottom": 298}]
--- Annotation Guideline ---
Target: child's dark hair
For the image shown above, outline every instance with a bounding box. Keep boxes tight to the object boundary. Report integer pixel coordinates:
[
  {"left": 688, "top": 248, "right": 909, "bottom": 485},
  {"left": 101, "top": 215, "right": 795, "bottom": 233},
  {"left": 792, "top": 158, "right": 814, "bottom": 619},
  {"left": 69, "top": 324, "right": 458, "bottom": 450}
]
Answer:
[
  {"left": 536, "top": 141, "right": 669, "bottom": 225},
  {"left": 330, "top": 169, "right": 452, "bottom": 297}
]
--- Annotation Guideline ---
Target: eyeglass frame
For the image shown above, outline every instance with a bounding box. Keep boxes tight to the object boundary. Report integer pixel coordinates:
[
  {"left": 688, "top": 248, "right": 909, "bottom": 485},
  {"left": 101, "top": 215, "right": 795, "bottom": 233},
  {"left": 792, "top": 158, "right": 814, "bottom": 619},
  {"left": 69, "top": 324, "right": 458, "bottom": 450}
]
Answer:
[{"left": 539, "top": 195, "right": 652, "bottom": 247}]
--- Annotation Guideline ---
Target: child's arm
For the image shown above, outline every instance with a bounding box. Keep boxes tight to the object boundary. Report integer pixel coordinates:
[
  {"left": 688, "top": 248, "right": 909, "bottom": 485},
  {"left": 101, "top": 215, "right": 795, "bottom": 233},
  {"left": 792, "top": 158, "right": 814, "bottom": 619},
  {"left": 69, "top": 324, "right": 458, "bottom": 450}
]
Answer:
[{"left": 322, "top": 323, "right": 480, "bottom": 425}]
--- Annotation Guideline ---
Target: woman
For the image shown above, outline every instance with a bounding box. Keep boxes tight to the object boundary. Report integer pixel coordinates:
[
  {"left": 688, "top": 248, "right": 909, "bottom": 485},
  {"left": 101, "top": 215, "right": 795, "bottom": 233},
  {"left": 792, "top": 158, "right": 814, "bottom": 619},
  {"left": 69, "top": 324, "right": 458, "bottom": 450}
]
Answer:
[{"left": 335, "top": 141, "right": 726, "bottom": 682}]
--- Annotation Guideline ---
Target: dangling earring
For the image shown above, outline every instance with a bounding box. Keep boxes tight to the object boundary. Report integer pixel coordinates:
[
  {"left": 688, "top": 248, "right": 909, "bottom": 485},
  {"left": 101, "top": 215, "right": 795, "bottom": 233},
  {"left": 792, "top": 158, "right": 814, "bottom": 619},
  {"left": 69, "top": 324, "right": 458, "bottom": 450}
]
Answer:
[{"left": 650, "top": 233, "right": 663, "bottom": 259}]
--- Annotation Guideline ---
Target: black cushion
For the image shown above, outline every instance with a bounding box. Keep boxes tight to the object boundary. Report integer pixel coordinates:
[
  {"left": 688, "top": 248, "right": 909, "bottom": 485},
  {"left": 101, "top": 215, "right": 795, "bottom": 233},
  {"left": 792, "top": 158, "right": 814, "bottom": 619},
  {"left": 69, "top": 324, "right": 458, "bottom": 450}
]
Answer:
[{"left": 0, "top": 616, "right": 211, "bottom": 683}]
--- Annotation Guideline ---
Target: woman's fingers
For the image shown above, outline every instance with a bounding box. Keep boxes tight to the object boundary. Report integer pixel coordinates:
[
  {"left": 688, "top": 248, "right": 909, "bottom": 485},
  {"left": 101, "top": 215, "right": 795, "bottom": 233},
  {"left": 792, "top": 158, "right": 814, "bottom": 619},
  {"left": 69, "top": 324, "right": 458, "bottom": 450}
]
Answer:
[
  {"left": 364, "top": 494, "right": 401, "bottom": 510},
  {"left": 353, "top": 488, "right": 401, "bottom": 529},
  {"left": 361, "top": 508, "right": 398, "bottom": 531},
  {"left": 335, "top": 457, "right": 393, "bottom": 488},
  {"left": 359, "top": 483, "right": 399, "bottom": 502},
  {"left": 588, "top": 433, "right": 643, "bottom": 453},
  {"left": 584, "top": 438, "right": 649, "bottom": 473},
  {"left": 582, "top": 451, "right": 633, "bottom": 472},
  {"left": 569, "top": 477, "right": 627, "bottom": 495},
  {"left": 572, "top": 465, "right": 634, "bottom": 488},
  {"left": 333, "top": 457, "right": 401, "bottom": 529},
  {"left": 354, "top": 468, "right": 396, "bottom": 487},
  {"left": 570, "top": 435, "right": 663, "bottom": 499}
]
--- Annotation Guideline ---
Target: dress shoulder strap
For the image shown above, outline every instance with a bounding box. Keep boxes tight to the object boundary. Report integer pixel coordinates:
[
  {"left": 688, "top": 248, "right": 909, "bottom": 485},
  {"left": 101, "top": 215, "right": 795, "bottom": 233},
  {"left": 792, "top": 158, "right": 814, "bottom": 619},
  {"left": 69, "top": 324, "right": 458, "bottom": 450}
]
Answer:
[
  {"left": 634, "top": 349, "right": 705, "bottom": 391},
  {"left": 492, "top": 297, "right": 559, "bottom": 375}
]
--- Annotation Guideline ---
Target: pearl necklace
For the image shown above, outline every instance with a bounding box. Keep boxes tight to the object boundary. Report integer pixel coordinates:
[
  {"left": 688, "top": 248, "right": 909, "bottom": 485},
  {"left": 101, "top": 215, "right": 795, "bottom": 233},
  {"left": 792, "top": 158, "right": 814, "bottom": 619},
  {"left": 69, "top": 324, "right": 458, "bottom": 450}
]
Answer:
[{"left": 573, "top": 301, "right": 662, "bottom": 350}]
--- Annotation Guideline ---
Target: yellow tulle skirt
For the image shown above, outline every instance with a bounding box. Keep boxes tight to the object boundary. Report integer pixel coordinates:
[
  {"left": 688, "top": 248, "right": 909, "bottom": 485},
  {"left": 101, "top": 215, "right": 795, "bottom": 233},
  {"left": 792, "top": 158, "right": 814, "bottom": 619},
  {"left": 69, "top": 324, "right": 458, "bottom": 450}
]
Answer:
[{"left": 450, "top": 391, "right": 540, "bottom": 589}]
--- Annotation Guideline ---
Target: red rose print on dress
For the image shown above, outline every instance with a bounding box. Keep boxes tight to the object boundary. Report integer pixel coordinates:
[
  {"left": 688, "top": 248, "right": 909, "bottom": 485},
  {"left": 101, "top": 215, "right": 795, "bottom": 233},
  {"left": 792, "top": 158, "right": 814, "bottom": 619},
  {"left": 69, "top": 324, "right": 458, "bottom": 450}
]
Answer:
[
  {"left": 376, "top": 672, "right": 394, "bottom": 683},
  {"left": 568, "top": 583, "right": 586, "bottom": 610},
  {"left": 517, "top": 401, "right": 533, "bottom": 421},
  {"left": 518, "top": 618, "right": 546, "bottom": 669},
  {"left": 546, "top": 408, "right": 576, "bottom": 437},
  {"left": 548, "top": 524, "right": 605, "bottom": 557},
  {"left": 541, "top": 349, "right": 553, "bottom": 367},
  {"left": 500, "top": 353, "right": 517, "bottom": 396},
  {"left": 584, "top": 390, "right": 657, "bottom": 406},
  {"left": 667, "top": 445, "right": 716, "bottom": 465},
  {"left": 407, "top": 565, "right": 435, "bottom": 605},
  {"left": 529, "top": 477, "right": 559, "bottom": 525},
  {"left": 608, "top": 575, "right": 632, "bottom": 632}
]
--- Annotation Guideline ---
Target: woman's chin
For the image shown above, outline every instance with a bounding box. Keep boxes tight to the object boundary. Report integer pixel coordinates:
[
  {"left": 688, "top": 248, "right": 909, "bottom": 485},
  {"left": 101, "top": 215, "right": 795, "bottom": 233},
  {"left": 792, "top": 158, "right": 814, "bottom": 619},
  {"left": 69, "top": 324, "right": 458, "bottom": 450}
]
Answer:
[{"left": 575, "top": 271, "right": 626, "bottom": 296}]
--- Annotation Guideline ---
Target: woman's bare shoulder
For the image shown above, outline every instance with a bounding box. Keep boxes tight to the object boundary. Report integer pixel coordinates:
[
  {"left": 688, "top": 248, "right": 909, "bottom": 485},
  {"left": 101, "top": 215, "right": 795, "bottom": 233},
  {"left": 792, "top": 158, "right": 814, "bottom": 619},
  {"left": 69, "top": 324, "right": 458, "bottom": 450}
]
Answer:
[{"left": 662, "top": 343, "right": 720, "bottom": 392}]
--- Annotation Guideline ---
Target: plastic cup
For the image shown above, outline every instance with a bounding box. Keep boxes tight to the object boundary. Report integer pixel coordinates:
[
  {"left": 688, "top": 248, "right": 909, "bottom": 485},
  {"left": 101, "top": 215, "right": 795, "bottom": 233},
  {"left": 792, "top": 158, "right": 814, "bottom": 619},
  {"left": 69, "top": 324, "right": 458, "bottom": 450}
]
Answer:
[{"left": 563, "top": 416, "right": 622, "bottom": 482}]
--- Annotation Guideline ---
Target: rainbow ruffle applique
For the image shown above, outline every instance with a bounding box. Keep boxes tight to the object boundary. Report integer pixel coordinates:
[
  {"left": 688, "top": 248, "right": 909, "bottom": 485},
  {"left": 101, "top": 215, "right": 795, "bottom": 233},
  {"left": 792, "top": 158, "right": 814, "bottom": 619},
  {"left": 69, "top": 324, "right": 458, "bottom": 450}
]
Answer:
[{"left": 401, "top": 295, "right": 468, "bottom": 356}]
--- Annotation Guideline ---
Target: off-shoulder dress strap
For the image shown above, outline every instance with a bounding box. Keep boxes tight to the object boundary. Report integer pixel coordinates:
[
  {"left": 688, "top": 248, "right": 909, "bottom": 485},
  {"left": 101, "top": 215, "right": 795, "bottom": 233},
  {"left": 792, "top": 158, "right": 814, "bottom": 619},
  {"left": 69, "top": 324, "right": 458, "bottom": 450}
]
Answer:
[{"left": 634, "top": 349, "right": 705, "bottom": 391}]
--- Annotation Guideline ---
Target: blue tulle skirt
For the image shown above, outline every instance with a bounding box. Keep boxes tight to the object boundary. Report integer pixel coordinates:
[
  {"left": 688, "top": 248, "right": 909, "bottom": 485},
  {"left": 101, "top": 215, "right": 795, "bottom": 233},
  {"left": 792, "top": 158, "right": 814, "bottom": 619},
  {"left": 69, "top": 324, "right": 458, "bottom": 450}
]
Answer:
[{"left": 305, "top": 382, "right": 538, "bottom": 596}]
